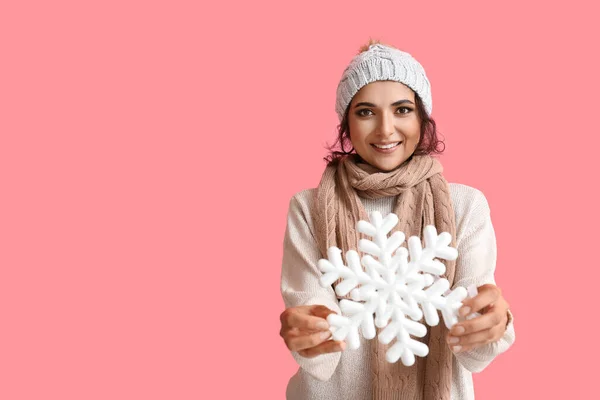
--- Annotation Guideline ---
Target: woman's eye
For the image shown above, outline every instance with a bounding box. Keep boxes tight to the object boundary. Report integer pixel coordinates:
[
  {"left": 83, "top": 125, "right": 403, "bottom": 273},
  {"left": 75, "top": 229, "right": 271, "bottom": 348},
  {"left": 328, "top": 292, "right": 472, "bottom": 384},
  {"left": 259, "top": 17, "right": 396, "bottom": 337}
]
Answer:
[
  {"left": 357, "top": 109, "right": 373, "bottom": 117},
  {"left": 396, "top": 107, "right": 412, "bottom": 114}
]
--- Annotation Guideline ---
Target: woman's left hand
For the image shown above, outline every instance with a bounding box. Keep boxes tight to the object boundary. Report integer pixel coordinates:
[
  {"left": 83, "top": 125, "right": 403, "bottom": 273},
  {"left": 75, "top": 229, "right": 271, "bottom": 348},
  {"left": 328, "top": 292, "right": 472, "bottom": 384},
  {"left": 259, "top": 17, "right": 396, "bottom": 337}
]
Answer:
[{"left": 446, "top": 283, "right": 510, "bottom": 353}]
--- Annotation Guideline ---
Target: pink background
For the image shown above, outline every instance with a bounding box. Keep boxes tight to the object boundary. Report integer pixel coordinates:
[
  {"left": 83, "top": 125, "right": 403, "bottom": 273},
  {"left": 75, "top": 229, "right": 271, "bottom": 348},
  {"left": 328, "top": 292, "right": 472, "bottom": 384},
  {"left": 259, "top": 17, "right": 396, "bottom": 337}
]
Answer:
[{"left": 1, "top": 1, "right": 598, "bottom": 398}]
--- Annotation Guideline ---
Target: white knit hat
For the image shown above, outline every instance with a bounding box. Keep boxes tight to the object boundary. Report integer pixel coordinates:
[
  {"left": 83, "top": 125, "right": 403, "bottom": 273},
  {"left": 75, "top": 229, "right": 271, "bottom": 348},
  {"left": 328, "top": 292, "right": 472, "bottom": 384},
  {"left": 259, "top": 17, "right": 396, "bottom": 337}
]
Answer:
[{"left": 335, "top": 43, "right": 432, "bottom": 122}]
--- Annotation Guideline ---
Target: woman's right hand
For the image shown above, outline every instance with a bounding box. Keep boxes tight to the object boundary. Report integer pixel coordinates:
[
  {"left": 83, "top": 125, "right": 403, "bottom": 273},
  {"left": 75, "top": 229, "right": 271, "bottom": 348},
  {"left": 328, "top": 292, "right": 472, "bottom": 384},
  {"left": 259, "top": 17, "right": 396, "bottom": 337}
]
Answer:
[{"left": 279, "top": 305, "right": 346, "bottom": 358}]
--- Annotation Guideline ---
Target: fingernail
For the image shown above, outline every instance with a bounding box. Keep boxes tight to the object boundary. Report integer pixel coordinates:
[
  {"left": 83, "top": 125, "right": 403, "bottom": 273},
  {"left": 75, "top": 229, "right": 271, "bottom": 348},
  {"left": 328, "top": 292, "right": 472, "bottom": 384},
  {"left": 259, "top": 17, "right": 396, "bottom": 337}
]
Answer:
[
  {"left": 453, "top": 326, "right": 465, "bottom": 335},
  {"left": 459, "top": 307, "right": 471, "bottom": 317},
  {"left": 316, "top": 321, "right": 329, "bottom": 330},
  {"left": 339, "top": 342, "right": 346, "bottom": 350},
  {"left": 452, "top": 346, "right": 462, "bottom": 353},
  {"left": 320, "top": 331, "right": 332, "bottom": 340},
  {"left": 448, "top": 336, "right": 459, "bottom": 344}
]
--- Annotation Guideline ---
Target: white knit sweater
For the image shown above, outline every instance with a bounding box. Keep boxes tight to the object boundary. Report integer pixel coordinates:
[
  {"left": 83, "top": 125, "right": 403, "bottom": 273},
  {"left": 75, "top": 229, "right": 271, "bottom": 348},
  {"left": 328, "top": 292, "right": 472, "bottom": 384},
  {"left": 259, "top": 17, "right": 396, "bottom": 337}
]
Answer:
[{"left": 280, "top": 183, "right": 516, "bottom": 400}]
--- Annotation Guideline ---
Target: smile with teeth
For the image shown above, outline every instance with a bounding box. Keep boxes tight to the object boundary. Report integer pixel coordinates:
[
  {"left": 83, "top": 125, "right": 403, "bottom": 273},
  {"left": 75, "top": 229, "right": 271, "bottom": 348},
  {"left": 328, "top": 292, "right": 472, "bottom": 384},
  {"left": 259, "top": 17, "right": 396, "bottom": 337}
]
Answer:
[{"left": 372, "top": 142, "right": 401, "bottom": 149}]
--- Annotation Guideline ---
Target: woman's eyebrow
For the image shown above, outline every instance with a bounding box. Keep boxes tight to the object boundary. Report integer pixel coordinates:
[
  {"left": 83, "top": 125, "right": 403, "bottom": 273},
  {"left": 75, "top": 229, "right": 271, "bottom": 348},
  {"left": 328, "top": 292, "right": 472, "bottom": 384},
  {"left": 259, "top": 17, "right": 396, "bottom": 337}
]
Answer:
[{"left": 354, "top": 99, "right": 415, "bottom": 108}]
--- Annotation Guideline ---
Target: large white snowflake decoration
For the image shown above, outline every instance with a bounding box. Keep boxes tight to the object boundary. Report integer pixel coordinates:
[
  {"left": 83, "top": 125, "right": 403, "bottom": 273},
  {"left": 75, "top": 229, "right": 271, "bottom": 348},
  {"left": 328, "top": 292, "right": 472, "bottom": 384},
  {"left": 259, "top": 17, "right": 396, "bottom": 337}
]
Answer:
[{"left": 318, "top": 211, "right": 472, "bottom": 366}]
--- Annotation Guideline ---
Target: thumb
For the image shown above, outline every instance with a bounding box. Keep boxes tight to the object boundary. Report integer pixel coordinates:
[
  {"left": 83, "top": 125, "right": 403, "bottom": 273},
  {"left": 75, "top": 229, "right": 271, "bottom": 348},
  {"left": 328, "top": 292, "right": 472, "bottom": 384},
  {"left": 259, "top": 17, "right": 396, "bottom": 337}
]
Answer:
[{"left": 309, "top": 304, "right": 337, "bottom": 319}]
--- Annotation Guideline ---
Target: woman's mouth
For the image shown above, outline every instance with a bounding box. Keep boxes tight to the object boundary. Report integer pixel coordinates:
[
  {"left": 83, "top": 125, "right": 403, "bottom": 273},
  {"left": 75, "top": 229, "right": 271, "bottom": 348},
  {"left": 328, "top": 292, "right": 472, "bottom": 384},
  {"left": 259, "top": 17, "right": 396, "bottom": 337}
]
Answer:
[{"left": 371, "top": 141, "right": 402, "bottom": 153}]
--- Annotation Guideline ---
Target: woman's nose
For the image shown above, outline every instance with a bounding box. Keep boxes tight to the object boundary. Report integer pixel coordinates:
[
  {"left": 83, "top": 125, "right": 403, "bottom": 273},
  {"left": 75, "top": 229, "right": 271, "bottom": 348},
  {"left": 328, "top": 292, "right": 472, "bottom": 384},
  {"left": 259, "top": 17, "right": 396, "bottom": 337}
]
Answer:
[{"left": 377, "top": 111, "right": 395, "bottom": 137}]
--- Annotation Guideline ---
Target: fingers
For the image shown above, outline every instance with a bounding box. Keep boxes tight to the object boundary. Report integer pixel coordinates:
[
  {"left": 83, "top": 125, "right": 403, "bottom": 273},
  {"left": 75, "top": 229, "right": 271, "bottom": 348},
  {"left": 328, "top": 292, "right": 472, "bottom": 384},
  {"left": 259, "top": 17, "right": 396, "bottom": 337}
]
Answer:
[
  {"left": 279, "top": 305, "right": 343, "bottom": 356},
  {"left": 284, "top": 329, "right": 333, "bottom": 352},
  {"left": 447, "top": 324, "right": 505, "bottom": 351},
  {"left": 448, "top": 301, "right": 509, "bottom": 352},
  {"left": 298, "top": 340, "right": 346, "bottom": 358},
  {"left": 451, "top": 311, "right": 505, "bottom": 337},
  {"left": 459, "top": 284, "right": 501, "bottom": 317},
  {"left": 309, "top": 305, "right": 338, "bottom": 321},
  {"left": 280, "top": 305, "right": 332, "bottom": 331}
]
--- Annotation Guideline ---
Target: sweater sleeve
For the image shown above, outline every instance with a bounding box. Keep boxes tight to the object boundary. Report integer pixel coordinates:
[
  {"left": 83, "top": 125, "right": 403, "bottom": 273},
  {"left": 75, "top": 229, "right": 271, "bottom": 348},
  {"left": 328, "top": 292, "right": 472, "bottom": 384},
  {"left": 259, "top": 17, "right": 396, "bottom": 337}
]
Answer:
[
  {"left": 451, "top": 189, "right": 516, "bottom": 373},
  {"left": 280, "top": 192, "right": 342, "bottom": 381}
]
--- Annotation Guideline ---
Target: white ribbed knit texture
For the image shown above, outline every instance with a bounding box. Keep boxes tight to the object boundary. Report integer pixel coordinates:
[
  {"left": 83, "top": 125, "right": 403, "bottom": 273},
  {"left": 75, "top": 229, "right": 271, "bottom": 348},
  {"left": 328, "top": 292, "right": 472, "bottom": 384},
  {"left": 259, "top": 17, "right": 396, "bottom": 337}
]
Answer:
[
  {"left": 335, "top": 44, "right": 433, "bottom": 121},
  {"left": 281, "top": 183, "right": 515, "bottom": 400}
]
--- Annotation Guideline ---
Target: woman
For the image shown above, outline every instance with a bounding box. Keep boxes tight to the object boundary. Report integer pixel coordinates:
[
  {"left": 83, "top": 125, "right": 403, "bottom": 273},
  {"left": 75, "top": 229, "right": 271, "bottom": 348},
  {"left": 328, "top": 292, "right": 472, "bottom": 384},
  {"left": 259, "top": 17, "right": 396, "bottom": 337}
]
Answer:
[{"left": 279, "top": 41, "right": 515, "bottom": 400}]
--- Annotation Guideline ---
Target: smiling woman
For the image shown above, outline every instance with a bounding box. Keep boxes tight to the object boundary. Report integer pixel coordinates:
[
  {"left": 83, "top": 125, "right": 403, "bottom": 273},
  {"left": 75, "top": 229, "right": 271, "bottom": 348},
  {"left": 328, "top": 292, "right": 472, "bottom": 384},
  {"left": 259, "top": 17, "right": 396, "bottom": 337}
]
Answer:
[
  {"left": 325, "top": 42, "right": 444, "bottom": 170},
  {"left": 279, "top": 39, "right": 515, "bottom": 400},
  {"left": 346, "top": 81, "right": 422, "bottom": 171}
]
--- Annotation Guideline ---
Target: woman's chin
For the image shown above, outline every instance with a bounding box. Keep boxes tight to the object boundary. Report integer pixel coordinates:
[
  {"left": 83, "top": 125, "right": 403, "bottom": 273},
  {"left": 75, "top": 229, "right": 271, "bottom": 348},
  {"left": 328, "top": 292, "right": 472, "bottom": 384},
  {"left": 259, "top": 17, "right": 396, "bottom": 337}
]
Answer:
[{"left": 371, "top": 156, "right": 406, "bottom": 171}]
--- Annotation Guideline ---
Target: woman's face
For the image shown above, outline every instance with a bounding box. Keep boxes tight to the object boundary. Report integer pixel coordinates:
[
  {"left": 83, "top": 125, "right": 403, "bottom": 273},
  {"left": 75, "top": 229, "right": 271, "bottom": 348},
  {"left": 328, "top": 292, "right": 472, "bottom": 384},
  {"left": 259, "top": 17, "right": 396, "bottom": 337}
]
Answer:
[{"left": 348, "top": 81, "right": 421, "bottom": 172}]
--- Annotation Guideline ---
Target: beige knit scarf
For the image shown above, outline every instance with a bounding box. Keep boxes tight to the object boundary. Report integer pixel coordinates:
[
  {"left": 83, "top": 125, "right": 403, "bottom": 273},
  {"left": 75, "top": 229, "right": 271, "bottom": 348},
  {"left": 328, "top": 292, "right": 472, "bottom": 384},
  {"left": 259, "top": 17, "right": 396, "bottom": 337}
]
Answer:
[{"left": 313, "top": 153, "right": 457, "bottom": 400}]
